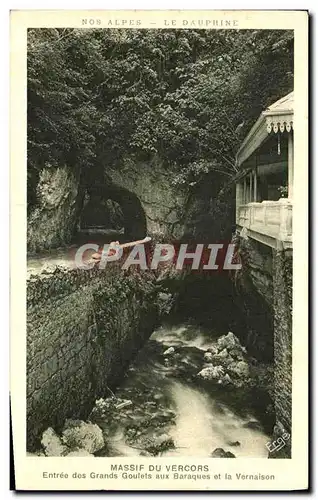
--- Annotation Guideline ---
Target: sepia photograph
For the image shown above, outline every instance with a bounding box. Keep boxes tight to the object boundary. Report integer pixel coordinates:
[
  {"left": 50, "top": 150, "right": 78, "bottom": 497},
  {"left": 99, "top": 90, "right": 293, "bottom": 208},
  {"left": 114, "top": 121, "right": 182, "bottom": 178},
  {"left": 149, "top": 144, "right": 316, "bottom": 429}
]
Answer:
[
  {"left": 10, "top": 9, "right": 308, "bottom": 491},
  {"left": 26, "top": 25, "right": 294, "bottom": 460}
]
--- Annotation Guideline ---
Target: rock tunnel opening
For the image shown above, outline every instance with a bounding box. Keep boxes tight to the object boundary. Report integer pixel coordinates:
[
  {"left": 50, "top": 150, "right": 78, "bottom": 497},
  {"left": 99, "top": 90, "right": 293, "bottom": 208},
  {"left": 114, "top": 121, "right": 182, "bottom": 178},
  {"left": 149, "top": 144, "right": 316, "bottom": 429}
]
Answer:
[{"left": 77, "top": 184, "right": 147, "bottom": 244}]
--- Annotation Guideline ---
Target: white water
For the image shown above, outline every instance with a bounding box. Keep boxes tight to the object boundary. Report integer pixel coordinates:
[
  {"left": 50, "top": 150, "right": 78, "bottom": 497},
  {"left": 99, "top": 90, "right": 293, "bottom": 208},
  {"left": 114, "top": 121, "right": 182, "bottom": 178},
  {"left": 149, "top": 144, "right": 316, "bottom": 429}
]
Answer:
[
  {"left": 107, "top": 323, "right": 271, "bottom": 458},
  {"left": 152, "top": 324, "right": 214, "bottom": 350},
  {"left": 164, "top": 381, "right": 269, "bottom": 457}
]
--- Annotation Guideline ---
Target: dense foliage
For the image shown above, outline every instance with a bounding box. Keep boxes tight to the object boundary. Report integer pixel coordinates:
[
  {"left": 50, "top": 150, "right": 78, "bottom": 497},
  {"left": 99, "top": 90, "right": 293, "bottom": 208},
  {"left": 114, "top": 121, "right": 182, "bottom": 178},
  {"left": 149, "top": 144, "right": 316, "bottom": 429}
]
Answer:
[{"left": 27, "top": 28, "right": 293, "bottom": 206}]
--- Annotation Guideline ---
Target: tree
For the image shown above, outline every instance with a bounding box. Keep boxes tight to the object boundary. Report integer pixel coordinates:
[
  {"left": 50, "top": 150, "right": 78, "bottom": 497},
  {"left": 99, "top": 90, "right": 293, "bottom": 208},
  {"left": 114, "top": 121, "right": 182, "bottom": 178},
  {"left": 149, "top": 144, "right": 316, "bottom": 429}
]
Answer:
[{"left": 27, "top": 28, "right": 294, "bottom": 207}]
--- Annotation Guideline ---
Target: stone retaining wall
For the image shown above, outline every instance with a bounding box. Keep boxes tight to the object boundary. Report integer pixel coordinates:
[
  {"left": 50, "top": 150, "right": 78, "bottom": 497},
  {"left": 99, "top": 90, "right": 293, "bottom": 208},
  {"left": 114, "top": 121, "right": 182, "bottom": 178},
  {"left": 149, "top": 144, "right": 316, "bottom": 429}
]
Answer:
[{"left": 27, "top": 265, "right": 159, "bottom": 449}]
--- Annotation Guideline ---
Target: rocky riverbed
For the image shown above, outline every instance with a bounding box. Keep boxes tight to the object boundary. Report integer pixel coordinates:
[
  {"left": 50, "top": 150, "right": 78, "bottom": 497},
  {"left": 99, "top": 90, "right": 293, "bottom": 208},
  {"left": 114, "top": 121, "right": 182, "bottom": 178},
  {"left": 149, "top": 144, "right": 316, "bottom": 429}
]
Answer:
[{"left": 31, "top": 323, "right": 274, "bottom": 458}]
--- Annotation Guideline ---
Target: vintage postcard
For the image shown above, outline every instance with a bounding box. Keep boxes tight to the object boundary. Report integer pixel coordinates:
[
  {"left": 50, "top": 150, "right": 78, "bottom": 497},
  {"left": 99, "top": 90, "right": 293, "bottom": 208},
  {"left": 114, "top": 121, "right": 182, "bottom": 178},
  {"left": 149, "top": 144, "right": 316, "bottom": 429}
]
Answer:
[{"left": 10, "top": 10, "right": 308, "bottom": 491}]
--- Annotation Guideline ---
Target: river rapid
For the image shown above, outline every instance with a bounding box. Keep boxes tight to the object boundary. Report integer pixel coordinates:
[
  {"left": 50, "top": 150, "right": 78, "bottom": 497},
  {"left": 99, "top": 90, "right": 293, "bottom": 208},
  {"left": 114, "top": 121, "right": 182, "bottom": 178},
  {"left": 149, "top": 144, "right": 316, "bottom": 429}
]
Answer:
[{"left": 91, "top": 322, "right": 272, "bottom": 459}]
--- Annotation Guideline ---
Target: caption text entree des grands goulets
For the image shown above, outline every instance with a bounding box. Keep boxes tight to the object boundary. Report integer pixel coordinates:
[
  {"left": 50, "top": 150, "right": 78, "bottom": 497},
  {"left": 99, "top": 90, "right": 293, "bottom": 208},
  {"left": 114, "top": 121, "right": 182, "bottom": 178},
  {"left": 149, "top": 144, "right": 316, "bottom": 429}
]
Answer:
[{"left": 42, "top": 464, "right": 275, "bottom": 482}]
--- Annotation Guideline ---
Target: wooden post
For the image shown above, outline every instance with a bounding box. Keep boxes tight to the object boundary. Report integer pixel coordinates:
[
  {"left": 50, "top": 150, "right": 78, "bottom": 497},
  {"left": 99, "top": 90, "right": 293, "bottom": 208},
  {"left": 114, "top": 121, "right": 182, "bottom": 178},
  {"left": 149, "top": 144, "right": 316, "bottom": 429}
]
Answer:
[
  {"left": 253, "top": 170, "right": 257, "bottom": 201},
  {"left": 249, "top": 172, "right": 252, "bottom": 203},
  {"left": 236, "top": 183, "right": 243, "bottom": 224},
  {"left": 288, "top": 132, "right": 294, "bottom": 199},
  {"left": 243, "top": 178, "right": 246, "bottom": 204}
]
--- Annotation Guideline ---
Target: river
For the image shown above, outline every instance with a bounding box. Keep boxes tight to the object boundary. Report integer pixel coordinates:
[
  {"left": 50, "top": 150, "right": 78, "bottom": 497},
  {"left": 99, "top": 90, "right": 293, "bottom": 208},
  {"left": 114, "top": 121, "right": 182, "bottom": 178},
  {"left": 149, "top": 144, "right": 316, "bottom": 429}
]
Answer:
[
  {"left": 92, "top": 322, "right": 272, "bottom": 459},
  {"left": 27, "top": 234, "right": 273, "bottom": 459}
]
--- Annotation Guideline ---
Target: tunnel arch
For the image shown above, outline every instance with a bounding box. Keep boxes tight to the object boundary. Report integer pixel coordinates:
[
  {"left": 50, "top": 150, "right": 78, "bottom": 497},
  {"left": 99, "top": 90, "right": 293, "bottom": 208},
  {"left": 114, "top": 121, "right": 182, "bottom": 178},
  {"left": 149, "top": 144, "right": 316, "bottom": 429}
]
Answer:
[
  {"left": 79, "top": 183, "right": 147, "bottom": 242},
  {"left": 81, "top": 194, "right": 124, "bottom": 232}
]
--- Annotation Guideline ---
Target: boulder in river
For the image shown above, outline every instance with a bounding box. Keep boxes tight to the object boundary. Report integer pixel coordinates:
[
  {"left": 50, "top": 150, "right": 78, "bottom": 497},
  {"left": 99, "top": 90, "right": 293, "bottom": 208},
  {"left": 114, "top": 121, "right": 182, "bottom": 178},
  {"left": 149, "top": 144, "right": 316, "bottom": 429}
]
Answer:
[
  {"left": 217, "top": 332, "right": 241, "bottom": 351},
  {"left": 228, "top": 345, "right": 245, "bottom": 360},
  {"left": 204, "top": 351, "right": 214, "bottom": 363},
  {"left": 41, "top": 427, "right": 69, "bottom": 457},
  {"left": 228, "top": 360, "right": 250, "bottom": 378},
  {"left": 206, "top": 353, "right": 235, "bottom": 369},
  {"left": 222, "top": 373, "right": 233, "bottom": 385},
  {"left": 206, "top": 345, "right": 218, "bottom": 356},
  {"left": 61, "top": 419, "right": 104, "bottom": 454},
  {"left": 163, "top": 347, "right": 175, "bottom": 356},
  {"left": 211, "top": 447, "right": 236, "bottom": 458},
  {"left": 115, "top": 400, "right": 132, "bottom": 410},
  {"left": 218, "top": 348, "right": 229, "bottom": 359},
  {"left": 228, "top": 441, "right": 241, "bottom": 447},
  {"left": 197, "top": 364, "right": 224, "bottom": 381}
]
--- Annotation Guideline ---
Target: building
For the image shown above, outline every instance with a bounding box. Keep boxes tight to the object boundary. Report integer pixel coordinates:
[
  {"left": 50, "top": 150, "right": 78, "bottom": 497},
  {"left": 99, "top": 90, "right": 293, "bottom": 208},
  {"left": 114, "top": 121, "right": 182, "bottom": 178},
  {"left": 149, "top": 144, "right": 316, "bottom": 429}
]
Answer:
[
  {"left": 234, "top": 92, "right": 294, "bottom": 458},
  {"left": 235, "top": 92, "right": 293, "bottom": 250}
]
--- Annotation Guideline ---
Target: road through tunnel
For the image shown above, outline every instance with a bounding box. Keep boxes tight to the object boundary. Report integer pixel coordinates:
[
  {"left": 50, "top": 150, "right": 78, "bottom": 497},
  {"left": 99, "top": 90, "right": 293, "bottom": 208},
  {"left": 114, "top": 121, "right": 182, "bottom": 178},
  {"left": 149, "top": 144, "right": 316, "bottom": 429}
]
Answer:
[{"left": 78, "top": 183, "right": 147, "bottom": 244}]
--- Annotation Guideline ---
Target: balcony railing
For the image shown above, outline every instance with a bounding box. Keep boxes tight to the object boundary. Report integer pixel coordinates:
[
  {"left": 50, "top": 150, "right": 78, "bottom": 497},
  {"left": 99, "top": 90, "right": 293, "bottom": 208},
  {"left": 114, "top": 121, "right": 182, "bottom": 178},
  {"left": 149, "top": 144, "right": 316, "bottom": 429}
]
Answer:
[{"left": 237, "top": 199, "right": 292, "bottom": 247}]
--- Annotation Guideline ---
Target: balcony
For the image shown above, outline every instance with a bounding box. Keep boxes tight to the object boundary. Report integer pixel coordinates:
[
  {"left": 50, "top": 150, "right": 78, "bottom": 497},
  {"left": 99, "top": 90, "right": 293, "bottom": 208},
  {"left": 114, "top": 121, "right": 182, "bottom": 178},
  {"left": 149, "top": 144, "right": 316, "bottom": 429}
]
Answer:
[{"left": 237, "top": 199, "right": 292, "bottom": 249}]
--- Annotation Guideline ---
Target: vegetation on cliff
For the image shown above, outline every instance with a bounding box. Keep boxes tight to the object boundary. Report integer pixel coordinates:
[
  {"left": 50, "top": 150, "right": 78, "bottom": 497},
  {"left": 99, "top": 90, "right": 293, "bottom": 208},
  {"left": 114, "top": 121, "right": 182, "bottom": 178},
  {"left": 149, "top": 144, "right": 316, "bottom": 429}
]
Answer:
[{"left": 28, "top": 28, "right": 293, "bottom": 208}]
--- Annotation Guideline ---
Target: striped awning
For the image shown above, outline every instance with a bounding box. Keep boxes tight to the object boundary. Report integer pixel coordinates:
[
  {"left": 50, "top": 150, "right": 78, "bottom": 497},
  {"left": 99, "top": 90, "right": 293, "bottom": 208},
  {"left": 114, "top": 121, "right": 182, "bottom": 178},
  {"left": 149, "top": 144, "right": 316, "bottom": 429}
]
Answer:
[{"left": 236, "top": 92, "right": 294, "bottom": 167}]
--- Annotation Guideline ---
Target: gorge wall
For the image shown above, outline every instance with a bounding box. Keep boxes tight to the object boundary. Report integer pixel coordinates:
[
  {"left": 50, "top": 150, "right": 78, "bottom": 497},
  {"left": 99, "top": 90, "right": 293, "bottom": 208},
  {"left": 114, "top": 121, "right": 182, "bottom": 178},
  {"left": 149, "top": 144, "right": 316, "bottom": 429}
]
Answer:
[
  {"left": 271, "top": 249, "right": 293, "bottom": 458},
  {"left": 27, "top": 166, "right": 81, "bottom": 254},
  {"left": 27, "top": 159, "right": 190, "bottom": 253},
  {"left": 27, "top": 264, "right": 161, "bottom": 449},
  {"left": 27, "top": 158, "right": 232, "bottom": 254},
  {"left": 104, "top": 156, "right": 189, "bottom": 240},
  {"left": 235, "top": 233, "right": 292, "bottom": 458},
  {"left": 105, "top": 157, "right": 234, "bottom": 242}
]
